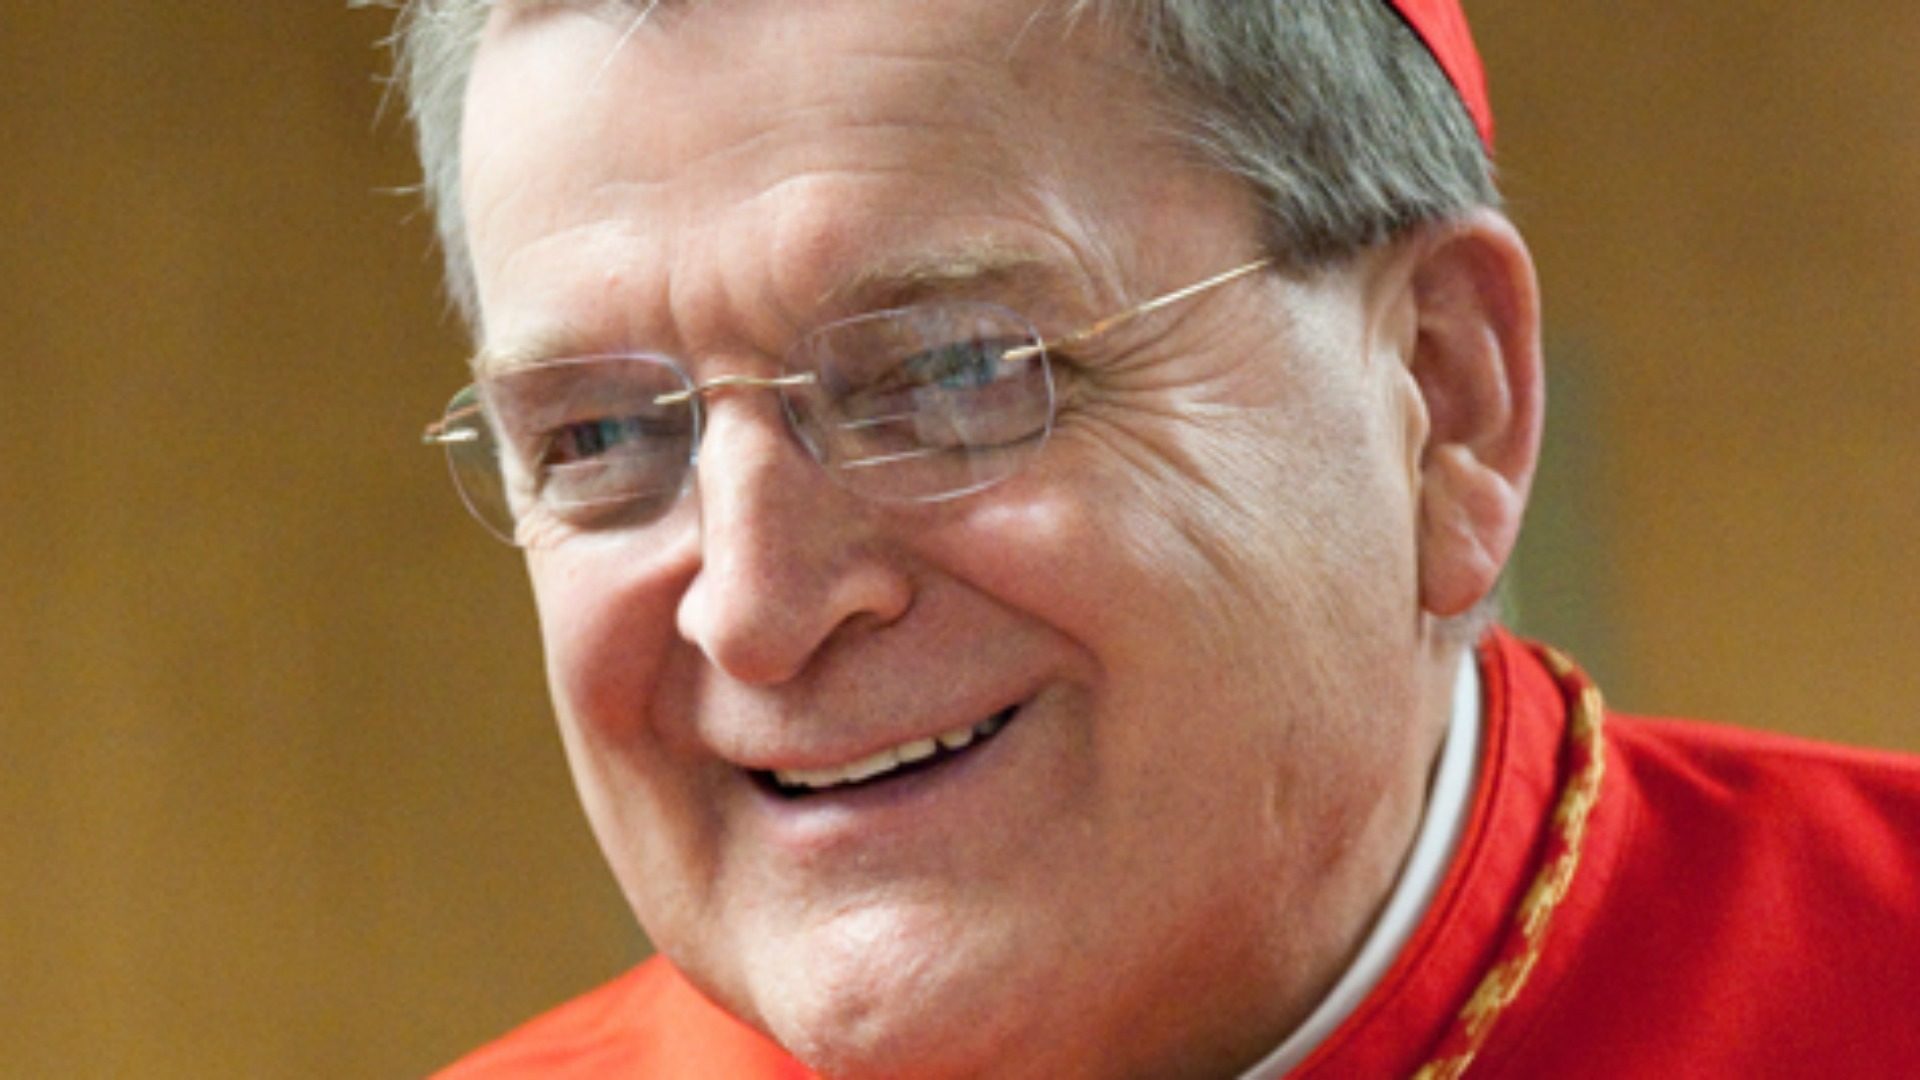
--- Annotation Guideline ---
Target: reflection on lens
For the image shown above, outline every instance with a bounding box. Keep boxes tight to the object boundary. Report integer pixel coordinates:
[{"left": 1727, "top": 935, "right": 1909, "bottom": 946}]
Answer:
[{"left": 785, "top": 301, "right": 1054, "bottom": 503}]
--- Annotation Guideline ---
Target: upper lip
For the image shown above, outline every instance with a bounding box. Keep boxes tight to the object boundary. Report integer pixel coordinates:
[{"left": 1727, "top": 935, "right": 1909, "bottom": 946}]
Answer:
[
  {"left": 717, "top": 694, "right": 1029, "bottom": 778},
  {"left": 763, "top": 707, "right": 1016, "bottom": 790}
]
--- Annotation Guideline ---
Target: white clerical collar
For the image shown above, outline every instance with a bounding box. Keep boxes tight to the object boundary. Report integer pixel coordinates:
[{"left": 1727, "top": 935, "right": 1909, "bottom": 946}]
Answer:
[{"left": 1238, "top": 650, "right": 1483, "bottom": 1079}]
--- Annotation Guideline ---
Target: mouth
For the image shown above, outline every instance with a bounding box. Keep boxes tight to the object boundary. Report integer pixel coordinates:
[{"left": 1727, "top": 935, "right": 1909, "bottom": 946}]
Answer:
[{"left": 757, "top": 705, "right": 1018, "bottom": 799}]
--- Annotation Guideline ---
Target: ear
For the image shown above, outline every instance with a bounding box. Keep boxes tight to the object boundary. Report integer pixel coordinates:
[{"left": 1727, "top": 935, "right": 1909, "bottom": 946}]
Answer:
[{"left": 1400, "top": 211, "right": 1544, "bottom": 619}]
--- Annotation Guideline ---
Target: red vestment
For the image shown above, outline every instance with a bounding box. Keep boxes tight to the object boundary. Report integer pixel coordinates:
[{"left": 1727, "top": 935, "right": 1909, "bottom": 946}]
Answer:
[{"left": 438, "top": 630, "right": 1920, "bottom": 1078}]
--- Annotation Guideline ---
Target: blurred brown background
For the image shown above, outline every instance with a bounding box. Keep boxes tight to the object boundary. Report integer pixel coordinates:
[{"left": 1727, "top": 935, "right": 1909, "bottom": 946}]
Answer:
[{"left": 2, "top": 4, "right": 1914, "bottom": 1076}]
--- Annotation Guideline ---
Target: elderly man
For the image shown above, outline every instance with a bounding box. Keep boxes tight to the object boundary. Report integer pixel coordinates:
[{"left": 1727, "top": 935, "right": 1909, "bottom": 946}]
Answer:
[{"left": 382, "top": 1, "right": 1920, "bottom": 1076}]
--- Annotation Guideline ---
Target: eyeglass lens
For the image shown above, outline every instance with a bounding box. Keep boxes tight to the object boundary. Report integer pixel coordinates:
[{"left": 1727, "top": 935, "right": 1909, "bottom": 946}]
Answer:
[{"left": 435, "top": 300, "right": 1055, "bottom": 545}]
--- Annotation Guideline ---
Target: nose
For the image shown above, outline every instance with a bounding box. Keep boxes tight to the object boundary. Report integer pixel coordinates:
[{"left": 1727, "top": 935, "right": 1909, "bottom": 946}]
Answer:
[{"left": 676, "top": 393, "right": 914, "bottom": 685}]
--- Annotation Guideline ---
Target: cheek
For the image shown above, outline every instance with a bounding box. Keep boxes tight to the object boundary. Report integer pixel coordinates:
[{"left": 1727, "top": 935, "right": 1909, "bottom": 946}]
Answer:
[
  {"left": 937, "top": 375, "right": 1424, "bottom": 804},
  {"left": 526, "top": 546, "right": 732, "bottom": 942},
  {"left": 923, "top": 464, "right": 1404, "bottom": 905},
  {"left": 1052, "top": 401, "right": 1415, "bottom": 637},
  {"left": 527, "top": 541, "right": 690, "bottom": 743}
]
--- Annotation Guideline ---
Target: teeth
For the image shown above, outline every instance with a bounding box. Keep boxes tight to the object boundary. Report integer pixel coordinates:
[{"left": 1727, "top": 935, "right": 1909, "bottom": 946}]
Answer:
[
  {"left": 896, "top": 737, "right": 938, "bottom": 764},
  {"left": 773, "top": 713, "right": 1006, "bottom": 792}
]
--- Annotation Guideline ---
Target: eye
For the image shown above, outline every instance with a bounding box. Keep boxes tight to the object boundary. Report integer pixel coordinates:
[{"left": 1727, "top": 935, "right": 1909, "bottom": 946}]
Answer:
[
  {"left": 534, "top": 406, "right": 694, "bottom": 494},
  {"left": 832, "top": 335, "right": 1030, "bottom": 410},
  {"left": 541, "top": 412, "right": 687, "bottom": 467},
  {"left": 520, "top": 406, "right": 694, "bottom": 522},
  {"left": 902, "top": 337, "right": 1013, "bottom": 389},
  {"left": 814, "top": 335, "right": 1022, "bottom": 437},
  {"left": 471, "top": 354, "right": 699, "bottom": 531}
]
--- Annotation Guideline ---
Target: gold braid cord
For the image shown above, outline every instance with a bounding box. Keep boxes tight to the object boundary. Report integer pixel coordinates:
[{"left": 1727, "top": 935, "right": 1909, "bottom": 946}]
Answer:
[{"left": 1410, "top": 647, "right": 1607, "bottom": 1080}]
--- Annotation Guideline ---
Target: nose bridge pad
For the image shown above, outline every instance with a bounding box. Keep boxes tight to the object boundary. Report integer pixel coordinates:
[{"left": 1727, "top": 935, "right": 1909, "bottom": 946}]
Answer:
[
  {"left": 779, "top": 384, "right": 830, "bottom": 470},
  {"left": 682, "top": 369, "right": 841, "bottom": 513},
  {"left": 659, "top": 370, "right": 818, "bottom": 407}
]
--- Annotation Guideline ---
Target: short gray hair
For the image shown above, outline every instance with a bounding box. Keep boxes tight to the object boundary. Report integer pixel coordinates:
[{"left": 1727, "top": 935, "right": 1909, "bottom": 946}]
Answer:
[{"left": 368, "top": 0, "right": 1495, "bottom": 333}]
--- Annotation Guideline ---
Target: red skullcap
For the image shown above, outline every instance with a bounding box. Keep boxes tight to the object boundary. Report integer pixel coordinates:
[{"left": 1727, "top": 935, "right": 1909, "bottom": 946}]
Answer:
[{"left": 1384, "top": 0, "right": 1495, "bottom": 151}]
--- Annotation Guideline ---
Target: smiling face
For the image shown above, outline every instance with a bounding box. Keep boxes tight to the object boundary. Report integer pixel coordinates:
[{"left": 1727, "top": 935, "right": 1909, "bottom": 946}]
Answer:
[{"left": 461, "top": 1, "right": 1467, "bottom": 1075}]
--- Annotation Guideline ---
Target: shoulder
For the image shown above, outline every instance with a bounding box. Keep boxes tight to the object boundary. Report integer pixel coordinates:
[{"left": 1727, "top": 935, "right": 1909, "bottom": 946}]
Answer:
[
  {"left": 1470, "top": 681, "right": 1920, "bottom": 1075},
  {"left": 1609, "top": 711, "right": 1920, "bottom": 855},
  {"left": 1512, "top": 711, "right": 1920, "bottom": 1071},
  {"left": 1601, "top": 711, "right": 1920, "bottom": 926},
  {"left": 433, "top": 957, "right": 811, "bottom": 1079}
]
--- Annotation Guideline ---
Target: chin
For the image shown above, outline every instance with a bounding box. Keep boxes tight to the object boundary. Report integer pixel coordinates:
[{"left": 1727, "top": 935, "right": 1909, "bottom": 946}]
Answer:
[{"left": 730, "top": 899, "right": 1058, "bottom": 1080}]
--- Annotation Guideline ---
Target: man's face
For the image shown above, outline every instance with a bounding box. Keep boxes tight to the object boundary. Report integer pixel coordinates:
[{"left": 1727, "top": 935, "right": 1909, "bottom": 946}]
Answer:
[{"left": 463, "top": 1, "right": 1444, "bottom": 1074}]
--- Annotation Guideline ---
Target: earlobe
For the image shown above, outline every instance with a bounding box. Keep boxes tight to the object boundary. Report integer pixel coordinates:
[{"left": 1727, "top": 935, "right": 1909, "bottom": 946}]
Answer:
[
  {"left": 1402, "top": 211, "right": 1544, "bottom": 618},
  {"left": 1419, "top": 443, "right": 1527, "bottom": 616}
]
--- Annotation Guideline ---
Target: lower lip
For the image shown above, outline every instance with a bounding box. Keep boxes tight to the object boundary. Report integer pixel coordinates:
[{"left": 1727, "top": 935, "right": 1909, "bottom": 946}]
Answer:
[{"left": 746, "top": 703, "right": 1028, "bottom": 848}]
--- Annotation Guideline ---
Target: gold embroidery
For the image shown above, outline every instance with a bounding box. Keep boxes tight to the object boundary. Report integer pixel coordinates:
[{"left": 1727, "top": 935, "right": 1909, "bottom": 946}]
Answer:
[{"left": 1411, "top": 647, "right": 1607, "bottom": 1079}]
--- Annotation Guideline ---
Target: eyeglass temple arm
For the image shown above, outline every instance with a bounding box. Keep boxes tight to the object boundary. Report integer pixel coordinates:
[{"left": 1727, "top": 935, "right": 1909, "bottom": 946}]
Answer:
[
  {"left": 1001, "top": 256, "right": 1273, "bottom": 363},
  {"left": 423, "top": 404, "right": 481, "bottom": 445}
]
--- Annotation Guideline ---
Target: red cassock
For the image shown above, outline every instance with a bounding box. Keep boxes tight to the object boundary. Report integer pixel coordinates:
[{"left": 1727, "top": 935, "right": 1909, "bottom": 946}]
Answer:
[{"left": 437, "top": 630, "right": 1920, "bottom": 1078}]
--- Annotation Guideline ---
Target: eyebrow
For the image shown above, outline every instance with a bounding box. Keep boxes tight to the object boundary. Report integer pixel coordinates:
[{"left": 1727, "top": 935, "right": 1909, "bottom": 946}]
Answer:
[
  {"left": 471, "top": 323, "right": 600, "bottom": 377},
  {"left": 821, "top": 243, "right": 1081, "bottom": 314},
  {"left": 470, "top": 244, "right": 1085, "bottom": 375}
]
